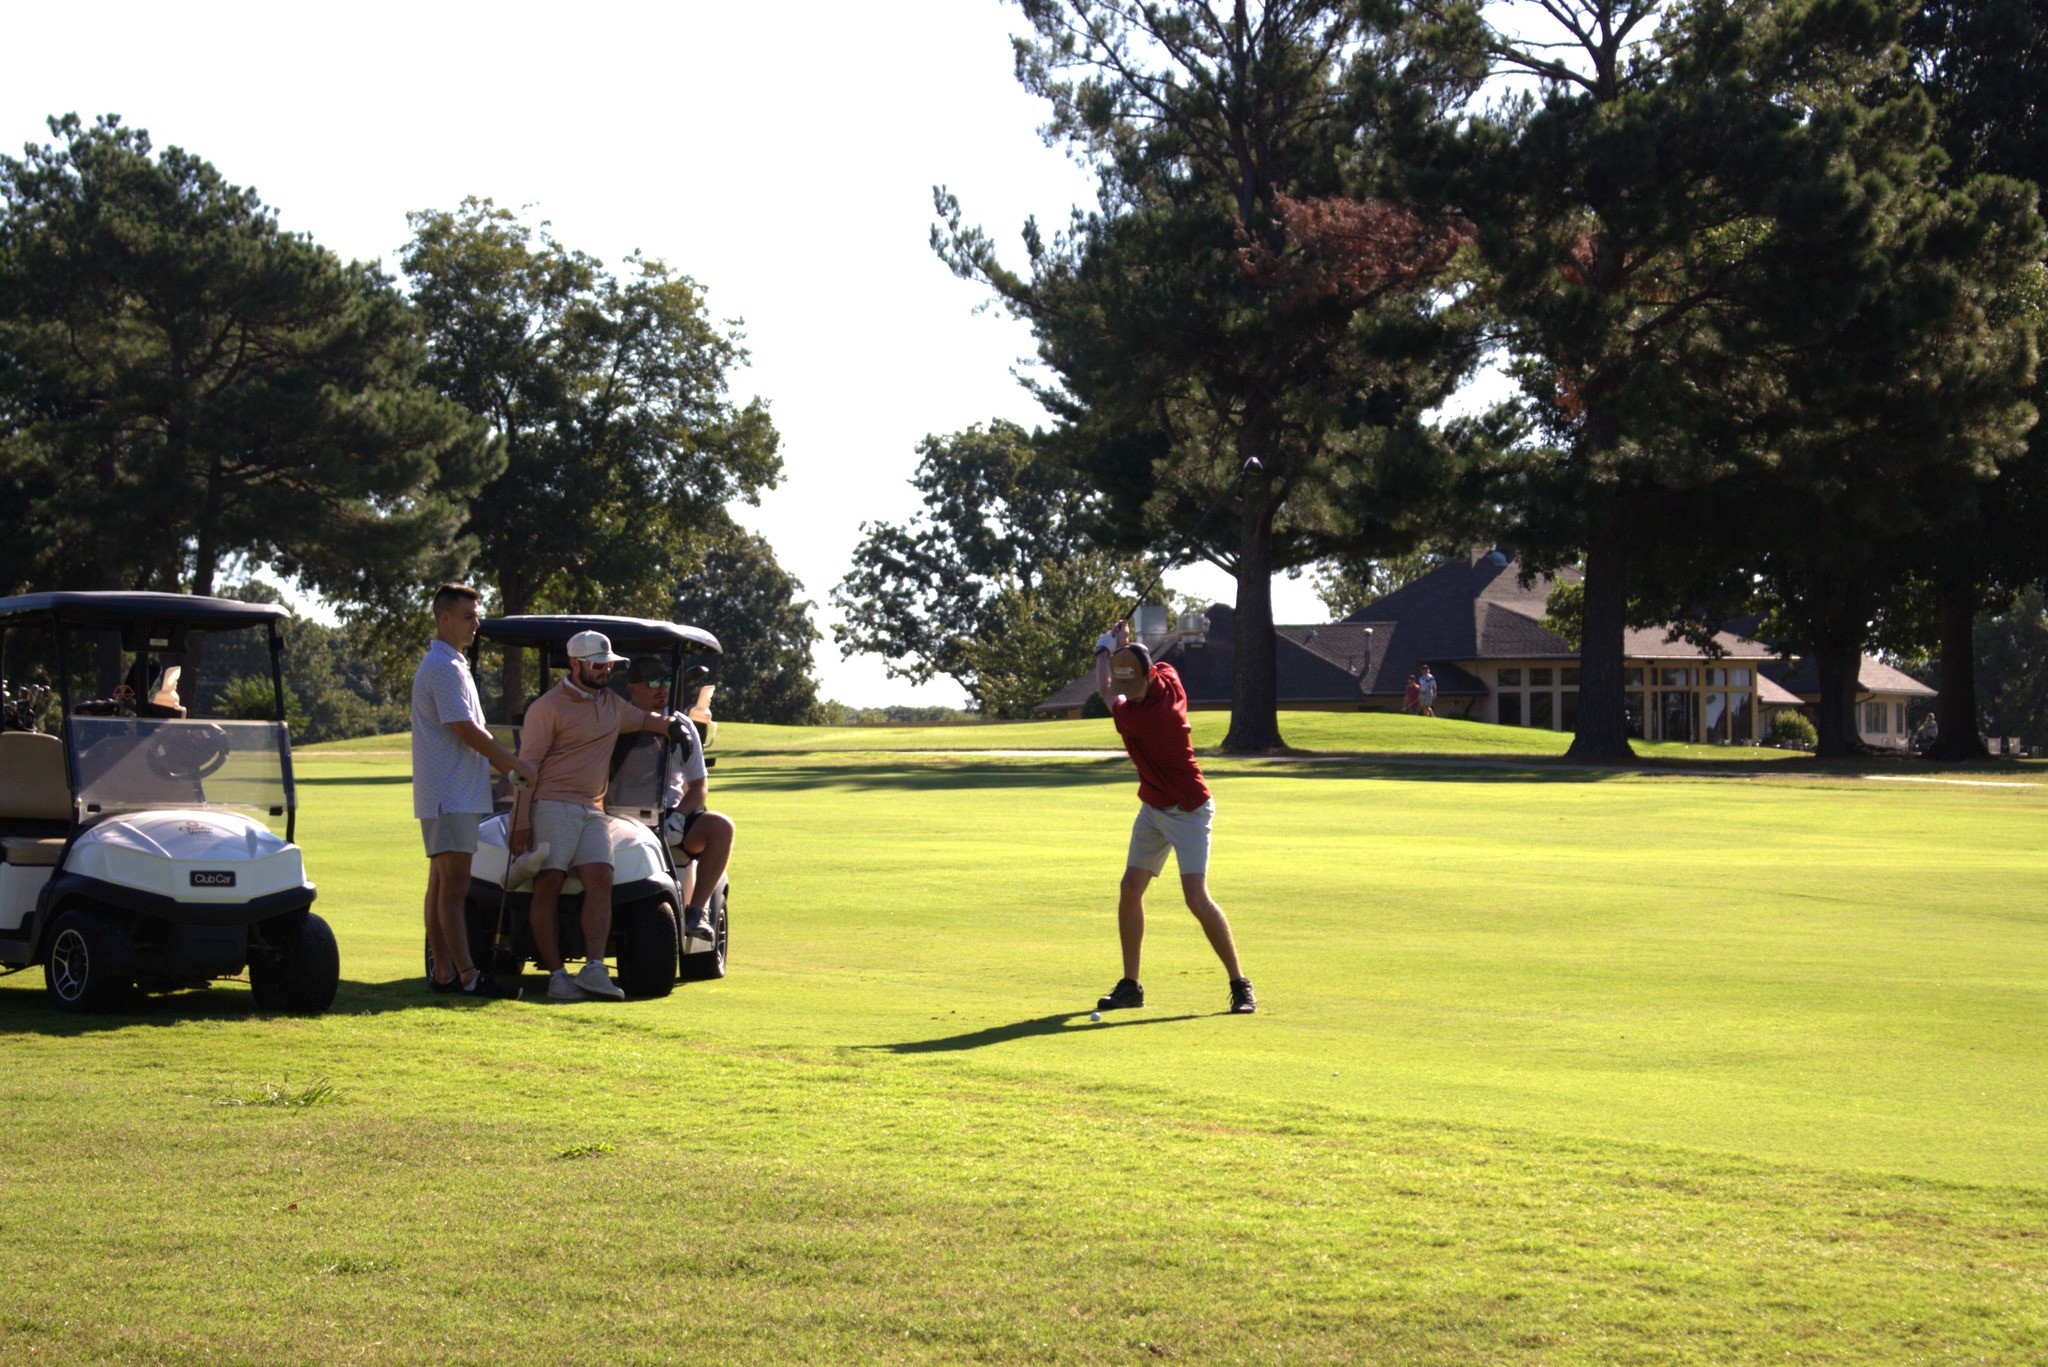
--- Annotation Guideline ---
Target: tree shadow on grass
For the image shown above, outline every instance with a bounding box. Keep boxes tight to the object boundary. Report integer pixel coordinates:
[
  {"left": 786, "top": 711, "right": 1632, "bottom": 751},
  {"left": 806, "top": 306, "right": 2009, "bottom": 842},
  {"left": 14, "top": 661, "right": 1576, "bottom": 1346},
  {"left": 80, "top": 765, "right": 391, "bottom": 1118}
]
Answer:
[
  {"left": 294, "top": 773, "right": 412, "bottom": 787},
  {"left": 863, "top": 1010, "right": 1209, "bottom": 1053},
  {"left": 0, "top": 974, "right": 496, "bottom": 1036},
  {"left": 727, "top": 761, "right": 1129, "bottom": 795},
  {"left": 724, "top": 757, "right": 1641, "bottom": 793}
]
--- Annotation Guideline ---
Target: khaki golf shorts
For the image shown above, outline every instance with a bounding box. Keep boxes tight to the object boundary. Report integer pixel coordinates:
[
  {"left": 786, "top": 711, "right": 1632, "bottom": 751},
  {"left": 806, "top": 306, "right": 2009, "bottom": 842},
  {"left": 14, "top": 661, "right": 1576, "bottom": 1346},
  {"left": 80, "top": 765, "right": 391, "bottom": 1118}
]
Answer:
[
  {"left": 420, "top": 811, "right": 482, "bottom": 857},
  {"left": 529, "top": 799, "right": 614, "bottom": 872},
  {"left": 1127, "top": 799, "right": 1213, "bottom": 876}
]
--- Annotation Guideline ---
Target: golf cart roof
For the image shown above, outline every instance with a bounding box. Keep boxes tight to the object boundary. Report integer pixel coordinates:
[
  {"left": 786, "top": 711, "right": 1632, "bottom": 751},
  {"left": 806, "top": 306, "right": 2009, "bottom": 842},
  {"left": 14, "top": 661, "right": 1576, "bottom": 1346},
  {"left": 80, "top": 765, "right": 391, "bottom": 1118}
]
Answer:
[
  {"left": 0, "top": 591, "right": 289, "bottom": 632},
  {"left": 478, "top": 614, "right": 722, "bottom": 656}
]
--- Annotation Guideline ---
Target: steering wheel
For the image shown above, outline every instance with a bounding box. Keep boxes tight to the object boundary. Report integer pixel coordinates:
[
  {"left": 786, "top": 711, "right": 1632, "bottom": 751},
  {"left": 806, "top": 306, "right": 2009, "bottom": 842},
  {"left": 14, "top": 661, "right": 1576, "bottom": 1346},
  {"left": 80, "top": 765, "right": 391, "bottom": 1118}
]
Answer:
[{"left": 144, "top": 723, "right": 233, "bottom": 781}]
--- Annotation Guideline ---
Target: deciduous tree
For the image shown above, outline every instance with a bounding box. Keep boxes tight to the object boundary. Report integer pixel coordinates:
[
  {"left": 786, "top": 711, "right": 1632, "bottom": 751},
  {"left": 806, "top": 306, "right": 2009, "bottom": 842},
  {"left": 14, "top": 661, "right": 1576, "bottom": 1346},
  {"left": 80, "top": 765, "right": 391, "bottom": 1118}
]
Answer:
[{"left": 0, "top": 116, "right": 492, "bottom": 624}]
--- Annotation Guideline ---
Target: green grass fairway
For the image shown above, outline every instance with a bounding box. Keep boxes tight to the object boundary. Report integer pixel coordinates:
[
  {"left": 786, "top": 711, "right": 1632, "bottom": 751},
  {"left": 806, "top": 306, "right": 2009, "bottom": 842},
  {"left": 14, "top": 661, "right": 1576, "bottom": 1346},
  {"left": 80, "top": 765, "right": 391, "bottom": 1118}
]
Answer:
[{"left": 2, "top": 741, "right": 2044, "bottom": 1362}]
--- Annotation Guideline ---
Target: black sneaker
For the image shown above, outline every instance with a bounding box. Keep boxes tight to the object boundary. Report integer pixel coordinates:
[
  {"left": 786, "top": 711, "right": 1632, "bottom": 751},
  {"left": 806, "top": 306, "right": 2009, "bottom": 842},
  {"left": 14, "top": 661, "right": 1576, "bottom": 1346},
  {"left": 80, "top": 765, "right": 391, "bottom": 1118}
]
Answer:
[
  {"left": 461, "top": 972, "right": 522, "bottom": 1001},
  {"left": 1229, "top": 978, "right": 1257, "bottom": 1014},
  {"left": 429, "top": 973, "right": 461, "bottom": 994},
  {"left": 1096, "top": 978, "right": 1144, "bottom": 1011},
  {"left": 681, "top": 905, "right": 716, "bottom": 944}
]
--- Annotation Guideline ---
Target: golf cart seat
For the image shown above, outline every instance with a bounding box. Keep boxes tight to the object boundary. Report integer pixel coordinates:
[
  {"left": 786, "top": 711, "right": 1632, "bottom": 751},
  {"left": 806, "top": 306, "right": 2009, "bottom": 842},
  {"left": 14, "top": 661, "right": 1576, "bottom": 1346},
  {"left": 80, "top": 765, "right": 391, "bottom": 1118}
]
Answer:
[{"left": 0, "top": 731, "right": 71, "bottom": 823}]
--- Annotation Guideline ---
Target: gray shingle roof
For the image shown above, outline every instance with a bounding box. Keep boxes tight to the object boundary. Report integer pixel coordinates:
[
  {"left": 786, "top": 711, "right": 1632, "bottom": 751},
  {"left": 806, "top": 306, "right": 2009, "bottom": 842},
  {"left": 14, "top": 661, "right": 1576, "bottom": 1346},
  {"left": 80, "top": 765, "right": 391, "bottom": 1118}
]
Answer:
[{"left": 1030, "top": 549, "right": 1922, "bottom": 714}]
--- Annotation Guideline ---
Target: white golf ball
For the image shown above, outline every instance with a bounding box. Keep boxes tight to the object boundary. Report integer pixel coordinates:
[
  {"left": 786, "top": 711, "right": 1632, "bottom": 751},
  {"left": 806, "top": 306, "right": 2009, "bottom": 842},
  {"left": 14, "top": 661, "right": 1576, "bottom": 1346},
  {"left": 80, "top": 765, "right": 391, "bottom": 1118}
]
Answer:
[{"left": 1089, "top": 1011, "right": 1102, "bottom": 1022}]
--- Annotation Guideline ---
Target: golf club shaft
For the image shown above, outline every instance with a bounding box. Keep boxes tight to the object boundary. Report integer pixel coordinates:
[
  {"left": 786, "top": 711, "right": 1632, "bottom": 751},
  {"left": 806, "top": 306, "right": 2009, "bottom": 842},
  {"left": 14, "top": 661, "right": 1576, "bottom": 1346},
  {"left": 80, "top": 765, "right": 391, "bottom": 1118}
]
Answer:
[{"left": 1120, "top": 459, "right": 1260, "bottom": 623}]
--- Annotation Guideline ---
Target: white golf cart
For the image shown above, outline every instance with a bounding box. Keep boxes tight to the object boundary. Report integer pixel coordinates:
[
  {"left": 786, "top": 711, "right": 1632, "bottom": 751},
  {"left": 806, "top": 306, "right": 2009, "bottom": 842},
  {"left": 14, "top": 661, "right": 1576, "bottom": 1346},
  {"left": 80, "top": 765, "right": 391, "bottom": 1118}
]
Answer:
[
  {"left": 428, "top": 614, "right": 728, "bottom": 998},
  {"left": 0, "top": 592, "right": 336, "bottom": 1014}
]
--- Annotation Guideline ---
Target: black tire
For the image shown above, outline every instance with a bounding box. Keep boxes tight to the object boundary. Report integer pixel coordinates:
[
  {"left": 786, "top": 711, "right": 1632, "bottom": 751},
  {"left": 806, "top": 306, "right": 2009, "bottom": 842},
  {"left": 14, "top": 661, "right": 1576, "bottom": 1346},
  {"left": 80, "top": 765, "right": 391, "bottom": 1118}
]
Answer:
[
  {"left": 616, "top": 899, "right": 678, "bottom": 999},
  {"left": 43, "top": 907, "right": 136, "bottom": 1013},
  {"left": 677, "top": 885, "right": 727, "bottom": 982},
  {"left": 249, "top": 911, "right": 340, "bottom": 1015}
]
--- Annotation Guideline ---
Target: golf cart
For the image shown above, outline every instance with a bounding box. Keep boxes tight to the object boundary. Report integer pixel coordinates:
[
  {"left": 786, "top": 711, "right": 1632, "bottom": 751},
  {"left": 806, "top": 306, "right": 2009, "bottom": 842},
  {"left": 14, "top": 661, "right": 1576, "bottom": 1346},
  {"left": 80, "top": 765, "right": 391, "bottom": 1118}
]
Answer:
[
  {"left": 0, "top": 592, "right": 335, "bottom": 1014},
  {"left": 430, "top": 614, "right": 727, "bottom": 998}
]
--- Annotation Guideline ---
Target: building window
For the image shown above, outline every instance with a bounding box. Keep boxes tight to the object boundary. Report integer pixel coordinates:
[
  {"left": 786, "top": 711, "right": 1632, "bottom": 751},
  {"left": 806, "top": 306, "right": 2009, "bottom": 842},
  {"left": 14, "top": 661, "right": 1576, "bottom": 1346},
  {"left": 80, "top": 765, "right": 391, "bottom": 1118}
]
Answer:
[
  {"left": 1531, "top": 667, "right": 1553, "bottom": 687},
  {"left": 1704, "top": 691, "right": 1729, "bottom": 743},
  {"left": 1660, "top": 690, "right": 1694, "bottom": 742},
  {"left": 1561, "top": 690, "right": 1580, "bottom": 730},
  {"left": 1498, "top": 668, "right": 1521, "bottom": 687},
  {"left": 1499, "top": 692, "right": 1522, "bottom": 726},
  {"left": 1530, "top": 691, "right": 1554, "bottom": 729},
  {"left": 1728, "top": 690, "right": 1754, "bottom": 743},
  {"left": 1562, "top": 667, "right": 1581, "bottom": 687}
]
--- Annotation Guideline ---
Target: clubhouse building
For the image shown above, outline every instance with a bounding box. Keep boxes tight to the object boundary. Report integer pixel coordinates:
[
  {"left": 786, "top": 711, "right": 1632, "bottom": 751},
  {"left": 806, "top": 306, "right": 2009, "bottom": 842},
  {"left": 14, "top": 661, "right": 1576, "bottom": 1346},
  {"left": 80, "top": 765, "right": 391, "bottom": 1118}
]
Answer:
[{"left": 1035, "top": 550, "right": 1932, "bottom": 747}]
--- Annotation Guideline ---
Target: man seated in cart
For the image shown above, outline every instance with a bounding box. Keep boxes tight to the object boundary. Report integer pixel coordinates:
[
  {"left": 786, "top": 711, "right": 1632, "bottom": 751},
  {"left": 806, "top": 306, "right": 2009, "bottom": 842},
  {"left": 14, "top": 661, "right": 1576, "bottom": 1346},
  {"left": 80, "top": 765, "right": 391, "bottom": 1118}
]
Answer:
[{"left": 623, "top": 657, "right": 735, "bottom": 947}]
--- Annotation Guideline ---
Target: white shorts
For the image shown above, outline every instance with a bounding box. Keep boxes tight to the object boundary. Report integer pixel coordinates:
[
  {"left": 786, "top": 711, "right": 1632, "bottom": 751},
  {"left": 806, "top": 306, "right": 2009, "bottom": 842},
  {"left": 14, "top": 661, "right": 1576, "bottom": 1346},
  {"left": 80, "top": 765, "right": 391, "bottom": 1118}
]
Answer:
[
  {"left": 1127, "top": 799, "right": 1213, "bottom": 876},
  {"left": 529, "top": 800, "right": 614, "bottom": 872}
]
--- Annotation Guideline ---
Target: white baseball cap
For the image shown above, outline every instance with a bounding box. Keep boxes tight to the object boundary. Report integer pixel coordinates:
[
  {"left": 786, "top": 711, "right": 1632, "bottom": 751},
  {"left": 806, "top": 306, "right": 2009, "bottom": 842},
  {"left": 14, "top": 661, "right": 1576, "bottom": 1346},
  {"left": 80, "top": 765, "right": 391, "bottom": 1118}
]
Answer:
[{"left": 566, "top": 630, "right": 628, "bottom": 666}]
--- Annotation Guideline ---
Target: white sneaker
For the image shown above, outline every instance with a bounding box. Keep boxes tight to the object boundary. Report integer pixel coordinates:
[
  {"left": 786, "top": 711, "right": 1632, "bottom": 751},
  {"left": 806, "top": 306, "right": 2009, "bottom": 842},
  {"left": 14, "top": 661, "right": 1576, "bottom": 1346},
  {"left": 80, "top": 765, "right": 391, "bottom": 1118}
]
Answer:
[
  {"left": 547, "top": 968, "right": 591, "bottom": 1001},
  {"left": 573, "top": 959, "right": 625, "bottom": 1001}
]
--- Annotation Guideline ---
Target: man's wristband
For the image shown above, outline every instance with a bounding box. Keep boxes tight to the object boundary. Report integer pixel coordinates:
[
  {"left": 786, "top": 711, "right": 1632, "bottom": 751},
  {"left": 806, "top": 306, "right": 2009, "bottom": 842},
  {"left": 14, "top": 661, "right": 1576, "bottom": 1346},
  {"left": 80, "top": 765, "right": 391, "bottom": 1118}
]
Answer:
[{"left": 1094, "top": 633, "right": 1117, "bottom": 654}]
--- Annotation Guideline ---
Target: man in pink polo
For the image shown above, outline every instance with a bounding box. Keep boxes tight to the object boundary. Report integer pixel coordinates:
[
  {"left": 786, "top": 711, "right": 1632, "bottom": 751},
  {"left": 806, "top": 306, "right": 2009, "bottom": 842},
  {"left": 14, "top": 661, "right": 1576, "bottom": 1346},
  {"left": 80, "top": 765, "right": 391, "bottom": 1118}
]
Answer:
[
  {"left": 1091, "top": 619, "right": 1256, "bottom": 1015},
  {"left": 510, "top": 630, "right": 692, "bottom": 1001}
]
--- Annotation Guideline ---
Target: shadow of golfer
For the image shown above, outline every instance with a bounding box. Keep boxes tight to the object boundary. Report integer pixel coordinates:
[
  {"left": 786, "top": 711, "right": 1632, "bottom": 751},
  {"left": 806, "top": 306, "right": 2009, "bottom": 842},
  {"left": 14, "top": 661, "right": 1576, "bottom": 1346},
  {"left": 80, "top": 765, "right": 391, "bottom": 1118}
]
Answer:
[{"left": 864, "top": 1010, "right": 1209, "bottom": 1054}]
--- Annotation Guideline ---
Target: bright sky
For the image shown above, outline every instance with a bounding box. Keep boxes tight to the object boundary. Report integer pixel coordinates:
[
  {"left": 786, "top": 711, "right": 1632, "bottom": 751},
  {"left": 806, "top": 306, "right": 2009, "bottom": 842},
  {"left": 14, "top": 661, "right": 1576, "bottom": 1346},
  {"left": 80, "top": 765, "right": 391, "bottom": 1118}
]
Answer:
[{"left": 6, "top": 1, "right": 1361, "bottom": 707}]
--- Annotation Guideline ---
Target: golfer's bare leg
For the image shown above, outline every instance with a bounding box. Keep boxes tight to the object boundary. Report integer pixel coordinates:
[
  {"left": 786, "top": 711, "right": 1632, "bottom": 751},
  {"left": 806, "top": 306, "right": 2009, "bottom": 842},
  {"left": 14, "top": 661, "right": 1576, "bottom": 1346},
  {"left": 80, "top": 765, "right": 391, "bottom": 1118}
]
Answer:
[
  {"left": 529, "top": 868, "right": 567, "bottom": 971},
  {"left": 424, "top": 861, "right": 455, "bottom": 983},
  {"left": 1119, "top": 866, "right": 1153, "bottom": 981},
  {"left": 427, "top": 852, "right": 477, "bottom": 983},
  {"left": 578, "top": 863, "right": 614, "bottom": 963},
  {"left": 681, "top": 813, "right": 735, "bottom": 903},
  {"left": 1181, "top": 873, "right": 1244, "bottom": 980}
]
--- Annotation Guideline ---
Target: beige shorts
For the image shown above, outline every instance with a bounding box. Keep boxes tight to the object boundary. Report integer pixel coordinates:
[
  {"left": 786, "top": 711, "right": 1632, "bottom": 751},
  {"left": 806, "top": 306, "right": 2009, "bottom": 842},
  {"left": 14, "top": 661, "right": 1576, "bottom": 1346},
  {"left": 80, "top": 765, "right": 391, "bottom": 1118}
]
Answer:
[
  {"left": 420, "top": 811, "right": 481, "bottom": 857},
  {"left": 1127, "top": 799, "right": 1213, "bottom": 876},
  {"left": 529, "top": 799, "right": 614, "bottom": 872}
]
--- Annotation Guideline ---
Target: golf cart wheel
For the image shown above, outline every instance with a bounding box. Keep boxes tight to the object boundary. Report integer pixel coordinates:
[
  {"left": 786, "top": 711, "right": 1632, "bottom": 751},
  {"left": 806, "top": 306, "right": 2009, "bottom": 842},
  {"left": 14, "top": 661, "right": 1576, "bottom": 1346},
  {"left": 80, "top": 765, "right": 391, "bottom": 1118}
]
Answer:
[
  {"left": 249, "top": 911, "right": 340, "bottom": 1015},
  {"left": 616, "top": 899, "right": 677, "bottom": 999},
  {"left": 43, "top": 907, "right": 137, "bottom": 1013},
  {"left": 677, "top": 887, "right": 727, "bottom": 983}
]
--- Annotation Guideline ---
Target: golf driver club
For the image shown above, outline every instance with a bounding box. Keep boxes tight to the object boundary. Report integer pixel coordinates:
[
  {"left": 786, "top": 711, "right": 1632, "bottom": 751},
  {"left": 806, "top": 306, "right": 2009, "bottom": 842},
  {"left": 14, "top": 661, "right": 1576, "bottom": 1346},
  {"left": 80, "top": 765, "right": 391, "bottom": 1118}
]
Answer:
[{"left": 1119, "top": 456, "right": 1263, "bottom": 624}]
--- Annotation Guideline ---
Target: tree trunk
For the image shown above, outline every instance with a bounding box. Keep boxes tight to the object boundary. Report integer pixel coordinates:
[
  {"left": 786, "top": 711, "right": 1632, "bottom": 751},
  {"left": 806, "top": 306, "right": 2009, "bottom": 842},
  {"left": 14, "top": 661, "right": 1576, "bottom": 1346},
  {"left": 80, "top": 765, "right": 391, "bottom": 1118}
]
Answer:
[
  {"left": 1222, "top": 501, "right": 1284, "bottom": 754},
  {"left": 1565, "top": 497, "right": 1635, "bottom": 762},
  {"left": 1812, "top": 640, "right": 1864, "bottom": 758},
  {"left": 1930, "top": 585, "right": 1987, "bottom": 761},
  {"left": 179, "top": 525, "right": 219, "bottom": 712},
  {"left": 500, "top": 567, "right": 528, "bottom": 718}
]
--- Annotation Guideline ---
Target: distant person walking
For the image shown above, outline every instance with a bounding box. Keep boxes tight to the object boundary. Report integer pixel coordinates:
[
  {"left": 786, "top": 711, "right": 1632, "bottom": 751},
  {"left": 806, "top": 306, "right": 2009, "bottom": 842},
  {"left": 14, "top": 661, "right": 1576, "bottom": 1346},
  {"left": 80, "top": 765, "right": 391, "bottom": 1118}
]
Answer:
[
  {"left": 412, "top": 582, "right": 535, "bottom": 1000},
  {"left": 1403, "top": 675, "right": 1421, "bottom": 714},
  {"left": 1089, "top": 619, "right": 1255, "bottom": 1015},
  {"left": 1417, "top": 664, "right": 1438, "bottom": 718}
]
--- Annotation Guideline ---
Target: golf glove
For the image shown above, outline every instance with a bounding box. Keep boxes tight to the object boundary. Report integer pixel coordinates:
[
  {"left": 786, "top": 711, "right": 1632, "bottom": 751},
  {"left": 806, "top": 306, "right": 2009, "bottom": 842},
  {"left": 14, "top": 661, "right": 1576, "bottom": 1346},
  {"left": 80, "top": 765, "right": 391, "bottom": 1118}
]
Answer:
[{"left": 1095, "top": 632, "right": 1118, "bottom": 654}]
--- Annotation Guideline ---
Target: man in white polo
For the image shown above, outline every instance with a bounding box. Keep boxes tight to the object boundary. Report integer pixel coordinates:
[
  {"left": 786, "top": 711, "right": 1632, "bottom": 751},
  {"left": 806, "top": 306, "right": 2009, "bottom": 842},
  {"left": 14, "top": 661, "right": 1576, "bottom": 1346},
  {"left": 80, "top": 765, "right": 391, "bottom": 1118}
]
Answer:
[
  {"left": 412, "top": 582, "right": 536, "bottom": 1000},
  {"left": 510, "top": 630, "right": 693, "bottom": 1001}
]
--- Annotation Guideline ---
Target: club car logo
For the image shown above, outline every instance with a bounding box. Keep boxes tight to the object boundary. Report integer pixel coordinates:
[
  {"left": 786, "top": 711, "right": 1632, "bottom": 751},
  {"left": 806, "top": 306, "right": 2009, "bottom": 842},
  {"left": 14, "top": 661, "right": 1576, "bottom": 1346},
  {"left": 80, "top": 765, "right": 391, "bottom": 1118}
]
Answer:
[
  {"left": 181, "top": 822, "right": 220, "bottom": 837},
  {"left": 189, "top": 870, "right": 236, "bottom": 889}
]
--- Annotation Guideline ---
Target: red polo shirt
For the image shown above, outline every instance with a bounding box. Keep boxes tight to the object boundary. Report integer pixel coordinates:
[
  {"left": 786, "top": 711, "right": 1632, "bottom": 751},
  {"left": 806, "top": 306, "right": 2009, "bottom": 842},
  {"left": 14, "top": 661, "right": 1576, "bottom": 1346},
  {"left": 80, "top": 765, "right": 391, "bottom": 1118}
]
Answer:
[{"left": 1111, "top": 663, "right": 1211, "bottom": 811}]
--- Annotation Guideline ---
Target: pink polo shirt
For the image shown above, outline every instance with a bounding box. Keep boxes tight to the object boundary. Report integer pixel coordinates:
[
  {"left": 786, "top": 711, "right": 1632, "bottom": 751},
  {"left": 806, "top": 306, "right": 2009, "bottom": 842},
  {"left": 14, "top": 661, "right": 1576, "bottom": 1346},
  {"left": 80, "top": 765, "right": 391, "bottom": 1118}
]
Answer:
[{"left": 512, "top": 679, "right": 668, "bottom": 820}]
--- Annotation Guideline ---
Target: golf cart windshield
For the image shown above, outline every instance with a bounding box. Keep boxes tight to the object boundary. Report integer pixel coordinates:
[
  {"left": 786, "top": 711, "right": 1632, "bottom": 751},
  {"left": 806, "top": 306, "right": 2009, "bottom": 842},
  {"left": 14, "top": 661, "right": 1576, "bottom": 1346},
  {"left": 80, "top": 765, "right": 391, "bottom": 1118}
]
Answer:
[{"left": 69, "top": 718, "right": 294, "bottom": 834}]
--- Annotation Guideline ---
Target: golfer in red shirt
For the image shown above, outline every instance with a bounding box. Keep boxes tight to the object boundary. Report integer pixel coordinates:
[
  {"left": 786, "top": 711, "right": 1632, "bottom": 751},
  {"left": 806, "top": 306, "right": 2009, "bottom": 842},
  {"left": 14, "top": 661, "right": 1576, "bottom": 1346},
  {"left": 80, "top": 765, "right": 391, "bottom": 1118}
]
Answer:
[{"left": 1092, "top": 620, "right": 1256, "bottom": 1014}]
